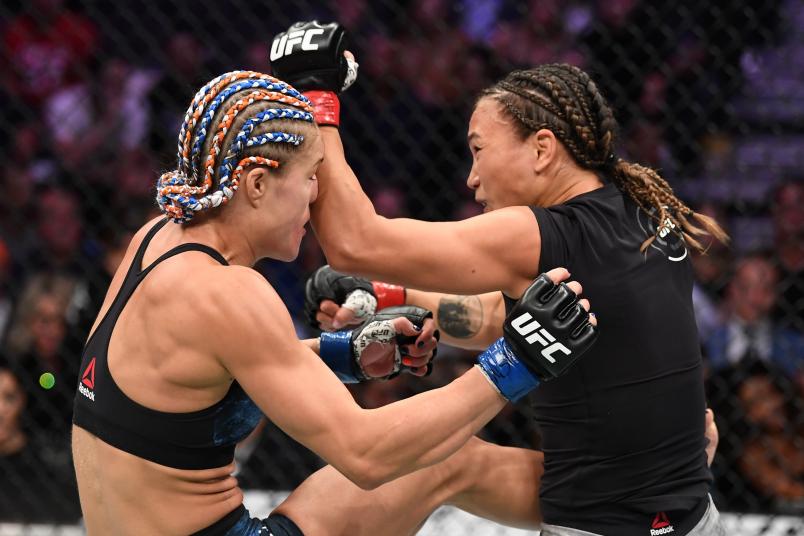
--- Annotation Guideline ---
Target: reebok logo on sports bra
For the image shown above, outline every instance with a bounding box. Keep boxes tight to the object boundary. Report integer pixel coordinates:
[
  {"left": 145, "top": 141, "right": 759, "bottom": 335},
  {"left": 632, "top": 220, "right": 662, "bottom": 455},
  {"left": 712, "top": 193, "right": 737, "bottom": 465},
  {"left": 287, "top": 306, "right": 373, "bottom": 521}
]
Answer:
[{"left": 79, "top": 357, "right": 96, "bottom": 401}]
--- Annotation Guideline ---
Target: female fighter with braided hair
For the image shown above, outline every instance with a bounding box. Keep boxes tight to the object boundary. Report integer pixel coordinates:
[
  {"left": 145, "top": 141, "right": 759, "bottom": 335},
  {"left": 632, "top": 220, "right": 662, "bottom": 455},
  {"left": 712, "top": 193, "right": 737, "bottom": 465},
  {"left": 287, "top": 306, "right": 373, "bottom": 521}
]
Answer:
[
  {"left": 273, "top": 22, "right": 727, "bottom": 536},
  {"left": 70, "top": 68, "right": 598, "bottom": 536}
]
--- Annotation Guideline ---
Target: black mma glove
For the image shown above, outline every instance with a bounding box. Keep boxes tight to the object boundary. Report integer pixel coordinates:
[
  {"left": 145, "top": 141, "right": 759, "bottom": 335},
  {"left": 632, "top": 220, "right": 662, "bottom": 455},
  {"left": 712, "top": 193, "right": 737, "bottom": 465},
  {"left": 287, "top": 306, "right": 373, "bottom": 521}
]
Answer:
[
  {"left": 504, "top": 273, "right": 598, "bottom": 380},
  {"left": 270, "top": 21, "right": 358, "bottom": 126},
  {"left": 319, "top": 306, "right": 438, "bottom": 382},
  {"left": 477, "top": 274, "right": 598, "bottom": 401},
  {"left": 305, "top": 265, "right": 407, "bottom": 330},
  {"left": 305, "top": 265, "right": 376, "bottom": 328}
]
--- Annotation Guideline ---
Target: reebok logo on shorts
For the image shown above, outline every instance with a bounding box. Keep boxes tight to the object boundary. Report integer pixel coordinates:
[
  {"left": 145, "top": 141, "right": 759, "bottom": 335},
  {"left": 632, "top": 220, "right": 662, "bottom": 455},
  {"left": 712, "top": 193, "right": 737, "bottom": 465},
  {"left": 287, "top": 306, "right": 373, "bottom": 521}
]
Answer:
[
  {"left": 650, "top": 512, "right": 674, "bottom": 535},
  {"left": 510, "top": 312, "right": 572, "bottom": 363},
  {"left": 79, "top": 357, "right": 96, "bottom": 401}
]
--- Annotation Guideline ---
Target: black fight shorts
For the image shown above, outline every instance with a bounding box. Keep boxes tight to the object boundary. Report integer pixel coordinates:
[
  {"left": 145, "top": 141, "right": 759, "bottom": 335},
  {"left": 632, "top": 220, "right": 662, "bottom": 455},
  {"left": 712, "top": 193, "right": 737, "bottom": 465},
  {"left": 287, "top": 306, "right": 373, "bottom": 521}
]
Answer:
[{"left": 193, "top": 504, "right": 303, "bottom": 536}]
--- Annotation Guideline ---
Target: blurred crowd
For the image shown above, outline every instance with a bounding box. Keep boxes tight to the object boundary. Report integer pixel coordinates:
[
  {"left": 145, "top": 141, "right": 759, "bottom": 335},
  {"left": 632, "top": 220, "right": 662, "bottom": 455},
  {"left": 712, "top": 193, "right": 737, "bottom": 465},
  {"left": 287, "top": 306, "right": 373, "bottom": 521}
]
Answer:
[{"left": 0, "top": 0, "right": 801, "bottom": 524}]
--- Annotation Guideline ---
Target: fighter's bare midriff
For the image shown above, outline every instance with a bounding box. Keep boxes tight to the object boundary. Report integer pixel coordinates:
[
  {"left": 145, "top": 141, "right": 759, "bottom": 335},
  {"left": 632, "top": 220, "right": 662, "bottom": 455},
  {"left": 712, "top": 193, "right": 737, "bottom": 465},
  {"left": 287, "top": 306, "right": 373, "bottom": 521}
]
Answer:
[
  {"left": 72, "top": 426, "right": 242, "bottom": 536},
  {"left": 72, "top": 219, "right": 247, "bottom": 536}
]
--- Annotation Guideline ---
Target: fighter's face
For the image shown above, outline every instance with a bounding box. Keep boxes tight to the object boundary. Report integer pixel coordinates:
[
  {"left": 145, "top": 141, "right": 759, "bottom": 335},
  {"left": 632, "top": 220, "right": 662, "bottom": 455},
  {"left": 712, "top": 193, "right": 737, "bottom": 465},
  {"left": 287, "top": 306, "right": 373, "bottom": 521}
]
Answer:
[
  {"left": 465, "top": 99, "right": 539, "bottom": 212},
  {"left": 264, "top": 131, "right": 323, "bottom": 261}
]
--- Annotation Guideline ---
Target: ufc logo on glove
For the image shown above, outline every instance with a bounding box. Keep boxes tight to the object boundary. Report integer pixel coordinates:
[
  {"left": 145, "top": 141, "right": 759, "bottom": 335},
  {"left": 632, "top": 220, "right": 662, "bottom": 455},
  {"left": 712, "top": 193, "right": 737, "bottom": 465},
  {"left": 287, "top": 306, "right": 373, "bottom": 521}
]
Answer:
[
  {"left": 510, "top": 312, "right": 572, "bottom": 363},
  {"left": 270, "top": 28, "right": 324, "bottom": 60}
]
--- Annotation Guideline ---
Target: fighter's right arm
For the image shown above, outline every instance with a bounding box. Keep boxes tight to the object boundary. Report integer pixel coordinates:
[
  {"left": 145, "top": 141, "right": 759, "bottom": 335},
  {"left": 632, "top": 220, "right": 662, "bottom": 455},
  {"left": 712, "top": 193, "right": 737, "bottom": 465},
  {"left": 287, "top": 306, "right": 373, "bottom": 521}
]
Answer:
[{"left": 209, "top": 265, "right": 508, "bottom": 490}]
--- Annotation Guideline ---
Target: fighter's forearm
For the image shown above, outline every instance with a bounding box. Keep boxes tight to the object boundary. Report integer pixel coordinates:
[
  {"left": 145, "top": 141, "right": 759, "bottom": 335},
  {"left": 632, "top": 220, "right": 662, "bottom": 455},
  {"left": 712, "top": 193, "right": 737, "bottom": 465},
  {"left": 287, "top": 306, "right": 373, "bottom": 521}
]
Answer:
[
  {"left": 312, "top": 127, "right": 379, "bottom": 268},
  {"left": 407, "top": 289, "right": 505, "bottom": 350},
  {"left": 351, "top": 367, "right": 506, "bottom": 487}
]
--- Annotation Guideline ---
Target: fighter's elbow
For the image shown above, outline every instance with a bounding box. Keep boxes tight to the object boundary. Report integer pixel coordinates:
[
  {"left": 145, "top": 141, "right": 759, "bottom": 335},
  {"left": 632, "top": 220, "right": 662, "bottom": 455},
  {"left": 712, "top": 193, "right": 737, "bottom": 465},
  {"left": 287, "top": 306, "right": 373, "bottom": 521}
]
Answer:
[
  {"left": 326, "top": 240, "right": 365, "bottom": 274},
  {"left": 327, "top": 248, "right": 355, "bottom": 273},
  {"left": 339, "top": 455, "right": 389, "bottom": 490}
]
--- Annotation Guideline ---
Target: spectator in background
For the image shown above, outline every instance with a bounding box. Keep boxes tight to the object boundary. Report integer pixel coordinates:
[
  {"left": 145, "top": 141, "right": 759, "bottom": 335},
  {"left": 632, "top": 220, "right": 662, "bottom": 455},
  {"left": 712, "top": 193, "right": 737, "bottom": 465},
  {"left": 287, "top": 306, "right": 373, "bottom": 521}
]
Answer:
[
  {"left": 708, "top": 359, "right": 803, "bottom": 513},
  {"left": 771, "top": 180, "right": 804, "bottom": 332},
  {"left": 0, "top": 362, "right": 26, "bottom": 452},
  {"left": 0, "top": 0, "right": 98, "bottom": 107},
  {"left": 32, "top": 187, "right": 86, "bottom": 273},
  {"left": 490, "top": 0, "right": 586, "bottom": 69},
  {"left": 0, "top": 241, "right": 13, "bottom": 345},
  {"left": 736, "top": 362, "right": 804, "bottom": 514},
  {"left": 148, "top": 33, "right": 210, "bottom": 164},
  {"left": 4, "top": 273, "right": 81, "bottom": 435},
  {"left": 115, "top": 147, "right": 159, "bottom": 208},
  {"left": 581, "top": 0, "right": 644, "bottom": 125},
  {"left": 0, "top": 120, "right": 58, "bottom": 275},
  {"left": 5, "top": 119, "right": 58, "bottom": 186},
  {"left": 26, "top": 186, "right": 98, "bottom": 302},
  {"left": 0, "top": 359, "right": 81, "bottom": 522},
  {"left": 44, "top": 57, "right": 152, "bottom": 188},
  {"left": 690, "top": 203, "right": 732, "bottom": 341},
  {"left": 705, "top": 255, "right": 804, "bottom": 382}
]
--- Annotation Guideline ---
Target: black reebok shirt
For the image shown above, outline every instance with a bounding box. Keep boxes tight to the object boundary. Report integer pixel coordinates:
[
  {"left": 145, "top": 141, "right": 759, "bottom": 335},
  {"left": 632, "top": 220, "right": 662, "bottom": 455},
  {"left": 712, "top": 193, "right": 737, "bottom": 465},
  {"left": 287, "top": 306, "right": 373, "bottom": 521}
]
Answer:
[{"left": 505, "top": 183, "right": 712, "bottom": 535}]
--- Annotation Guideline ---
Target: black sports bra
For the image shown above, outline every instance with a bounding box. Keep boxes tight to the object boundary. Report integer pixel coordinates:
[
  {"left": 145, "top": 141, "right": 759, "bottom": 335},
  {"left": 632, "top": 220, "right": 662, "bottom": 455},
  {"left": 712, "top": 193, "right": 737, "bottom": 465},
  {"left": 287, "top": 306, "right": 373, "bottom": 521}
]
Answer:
[{"left": 72, "top": 219, "right": 263, "bottom": 470}]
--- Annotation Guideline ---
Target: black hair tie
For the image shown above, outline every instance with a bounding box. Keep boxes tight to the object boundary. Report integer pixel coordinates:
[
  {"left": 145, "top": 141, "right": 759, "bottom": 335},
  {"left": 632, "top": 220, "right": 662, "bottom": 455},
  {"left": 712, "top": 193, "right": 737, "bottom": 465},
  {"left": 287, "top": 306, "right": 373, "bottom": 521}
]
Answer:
[{"left": 598, "top": 152, "right": 617, "bottom": 172}]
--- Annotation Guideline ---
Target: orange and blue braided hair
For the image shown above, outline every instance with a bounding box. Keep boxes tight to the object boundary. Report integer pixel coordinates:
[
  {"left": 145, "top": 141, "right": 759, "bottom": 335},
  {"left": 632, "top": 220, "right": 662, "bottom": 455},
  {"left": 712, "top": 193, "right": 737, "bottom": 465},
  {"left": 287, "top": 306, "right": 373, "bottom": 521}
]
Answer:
[{"left": 156, "top": 71, "right": 314, "bottom": 223}]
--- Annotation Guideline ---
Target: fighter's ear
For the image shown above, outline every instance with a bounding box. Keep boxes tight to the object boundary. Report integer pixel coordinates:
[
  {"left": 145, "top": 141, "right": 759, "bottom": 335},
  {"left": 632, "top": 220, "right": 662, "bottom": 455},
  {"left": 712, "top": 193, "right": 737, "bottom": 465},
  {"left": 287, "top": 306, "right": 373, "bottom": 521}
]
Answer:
[
  {"left": 242, "top": 166, "right": 271, "bottom": 206},
  {"left": 528, "top": 128, "right": 559, "bottom": 174}
]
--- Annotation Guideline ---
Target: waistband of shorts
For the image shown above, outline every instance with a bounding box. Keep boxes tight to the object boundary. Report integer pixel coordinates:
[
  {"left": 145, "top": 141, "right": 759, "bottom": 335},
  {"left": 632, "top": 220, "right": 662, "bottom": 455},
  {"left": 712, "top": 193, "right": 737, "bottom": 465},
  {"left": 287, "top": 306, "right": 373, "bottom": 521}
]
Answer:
[
  {"left": 544, "top": 494, "right": 709, "bottom": 536},
  {"left": 192, "top": 504, "right": 248, "bottom": 536}
]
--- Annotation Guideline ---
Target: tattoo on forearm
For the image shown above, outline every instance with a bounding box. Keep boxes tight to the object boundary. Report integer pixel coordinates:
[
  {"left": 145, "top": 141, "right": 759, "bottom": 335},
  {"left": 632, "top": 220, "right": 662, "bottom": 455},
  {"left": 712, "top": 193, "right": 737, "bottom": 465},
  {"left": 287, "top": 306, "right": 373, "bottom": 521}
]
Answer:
[{"left": 437, "top": 295, "right": 483, "bottom": 339}]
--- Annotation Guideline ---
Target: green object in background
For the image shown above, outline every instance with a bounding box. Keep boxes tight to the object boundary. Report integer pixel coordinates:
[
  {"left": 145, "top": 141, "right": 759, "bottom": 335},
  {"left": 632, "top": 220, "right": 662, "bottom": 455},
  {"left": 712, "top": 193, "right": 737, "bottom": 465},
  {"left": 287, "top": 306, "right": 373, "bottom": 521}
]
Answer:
[{"left": 39, "top": 372, "right": 56, "bottom": 390}]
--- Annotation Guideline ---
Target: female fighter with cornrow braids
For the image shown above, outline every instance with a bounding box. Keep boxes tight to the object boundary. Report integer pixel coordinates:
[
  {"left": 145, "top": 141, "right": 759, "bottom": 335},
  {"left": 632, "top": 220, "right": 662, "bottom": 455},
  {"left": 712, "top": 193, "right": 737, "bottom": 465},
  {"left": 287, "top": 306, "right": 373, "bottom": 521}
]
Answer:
[
  {"left": 70, "top": 68, "right": 598, "bottom": 536},
  {"left": 274, "top": 22, "right": 727, "bottom": 536}
]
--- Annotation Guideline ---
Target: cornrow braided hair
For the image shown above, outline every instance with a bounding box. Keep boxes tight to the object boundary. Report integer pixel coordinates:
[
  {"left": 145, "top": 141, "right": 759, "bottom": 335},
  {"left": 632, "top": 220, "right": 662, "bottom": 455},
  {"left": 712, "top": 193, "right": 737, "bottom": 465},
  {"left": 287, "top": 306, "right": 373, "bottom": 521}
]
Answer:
[
  {"left": 157, "top": 71, "right": 315, "bottom": 223},
  {"left": 480, "top": 64, "right": 728, "bottom": 253}
]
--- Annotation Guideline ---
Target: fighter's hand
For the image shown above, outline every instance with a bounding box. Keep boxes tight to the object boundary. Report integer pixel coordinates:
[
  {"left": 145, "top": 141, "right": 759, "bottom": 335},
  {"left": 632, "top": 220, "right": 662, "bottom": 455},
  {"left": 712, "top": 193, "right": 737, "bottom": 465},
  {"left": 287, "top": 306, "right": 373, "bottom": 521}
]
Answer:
[
  {"left": 318, "top": 299, "right": 361, "bottom": 331},
  {"left": 352, "top": 306, "right": 439, "bottom": 380},
  {"left": 305, "top": 265, "right": 376, "bottom": 330},
  {"left": 538, "top": 268, "right": 596, "bottom": 328},
  {"left": 504, "top": 268, "right": 598, "bottom": 380},
  {"left": 705, "top": 408, "right": 718, "bottom": 467},
  {"left": 355, "top": 307, "right": 439, "bottom": 379},
  {"left": 270, "top": 21, "right": 356, "bottom": 92},
  {"left": 476, "top": 268, "right": 598, "bottom": 402},
  {"left": 306, "top": 265, "right": 407, "bottom": 331},
  {"left": 270, "top": 21, "right": 358, "bottom": 126}
]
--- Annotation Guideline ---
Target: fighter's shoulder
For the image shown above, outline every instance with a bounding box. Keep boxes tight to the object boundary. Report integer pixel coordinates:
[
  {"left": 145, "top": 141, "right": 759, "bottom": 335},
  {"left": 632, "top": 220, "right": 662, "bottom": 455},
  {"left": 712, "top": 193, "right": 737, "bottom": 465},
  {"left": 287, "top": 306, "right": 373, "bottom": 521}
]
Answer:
[
  {"left": 194, "top": 264, "right": 288, "bottom": 324},
  {"left": 192, "top": 265, "right": 296, "bottom": 360}
]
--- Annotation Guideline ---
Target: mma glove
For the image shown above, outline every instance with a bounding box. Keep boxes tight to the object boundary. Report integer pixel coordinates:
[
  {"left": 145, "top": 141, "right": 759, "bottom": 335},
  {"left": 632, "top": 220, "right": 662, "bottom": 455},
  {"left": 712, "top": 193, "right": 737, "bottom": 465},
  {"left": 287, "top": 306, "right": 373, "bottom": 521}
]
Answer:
[
  {"left": 319, "top": 305, "right": 437, "bottom": 383},
  {"left": 304, "top": 265, "right": 405, "bottom": 329},
  {"left": 270, "top": 21, "right": 358, "bottom": 126},
  {"left": 476, "top": 274, "right": 598, "bottom": 402}
]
